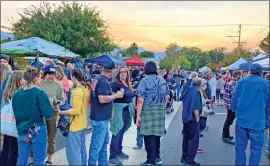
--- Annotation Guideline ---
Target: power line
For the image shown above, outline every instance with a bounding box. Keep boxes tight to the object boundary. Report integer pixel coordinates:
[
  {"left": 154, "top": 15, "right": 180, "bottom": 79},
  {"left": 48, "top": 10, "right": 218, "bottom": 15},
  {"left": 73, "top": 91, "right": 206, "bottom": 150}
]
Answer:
[
  {"left": 242, "top": 24, "right": 269, "bottom": 27},
  {"left": 248, "top": 43, "right": 260, "bottom": 50},
  {"left": 244, "top": 26, "right": 269, "bottom": 42},
  {"left": 110, "top": 23, "right": 268, "bottom": 28},
  {"left": 243, "top": 3, "right": 266, "bottom": 24},
  {"left": 110, "top": 23, "right": 239, "bottom": 28}
]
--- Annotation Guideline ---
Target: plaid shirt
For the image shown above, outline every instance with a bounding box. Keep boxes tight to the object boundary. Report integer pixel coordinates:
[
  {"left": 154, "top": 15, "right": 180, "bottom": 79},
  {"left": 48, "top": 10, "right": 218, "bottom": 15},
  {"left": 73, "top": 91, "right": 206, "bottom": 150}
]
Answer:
[
  {"left": 140, "top": 104, "right": 166, "bottom": 137},
  {"left": 224, "top": 79, "right": 237, "bottom": 110}
]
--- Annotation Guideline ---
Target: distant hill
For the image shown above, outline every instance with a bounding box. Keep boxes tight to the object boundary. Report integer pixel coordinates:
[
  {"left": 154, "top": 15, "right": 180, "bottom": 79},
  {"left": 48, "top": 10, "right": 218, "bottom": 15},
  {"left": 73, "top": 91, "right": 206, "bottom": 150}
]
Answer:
[
  {"left": 109, "top": 46, "right": 184, "bottom": 59},
  {"left": 1, "top": 31, "right": 14, "bottom": 41}
]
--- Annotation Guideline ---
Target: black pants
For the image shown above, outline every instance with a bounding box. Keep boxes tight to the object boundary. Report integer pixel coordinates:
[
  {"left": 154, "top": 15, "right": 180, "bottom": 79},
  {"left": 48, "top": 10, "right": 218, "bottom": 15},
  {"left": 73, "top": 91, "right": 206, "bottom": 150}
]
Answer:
[
  {"left": 0, "top": 135, "right": 18, "bottom": 166},
  {"left": 200, "top": 117, "right": 207, "bottom": 132},
  {"left": 222, "top": 109, "right": 235, "bottom": 138},
  {"left": 182, "top": 121, "right": 200, "bottom": 164},
  {"left": 143, "top": 135, "right": 161, "bottom": 164}
]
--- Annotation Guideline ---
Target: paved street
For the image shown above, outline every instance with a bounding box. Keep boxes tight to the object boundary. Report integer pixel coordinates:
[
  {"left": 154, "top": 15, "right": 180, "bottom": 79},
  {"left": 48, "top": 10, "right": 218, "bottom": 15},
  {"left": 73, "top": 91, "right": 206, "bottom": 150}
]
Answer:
[
  {"left": 161, "top": 104, "right": 269, "bottom": 165},
  {"left": 52, "top": 102, "right": 269, "bottom": 165}
]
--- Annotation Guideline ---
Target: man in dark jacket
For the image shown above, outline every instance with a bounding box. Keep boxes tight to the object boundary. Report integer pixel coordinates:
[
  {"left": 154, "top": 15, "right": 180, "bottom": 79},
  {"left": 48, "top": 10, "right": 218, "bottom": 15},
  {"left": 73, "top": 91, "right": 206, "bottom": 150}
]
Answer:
[{"left": 181, "top": 77, "right": 202, "bottom": 166}]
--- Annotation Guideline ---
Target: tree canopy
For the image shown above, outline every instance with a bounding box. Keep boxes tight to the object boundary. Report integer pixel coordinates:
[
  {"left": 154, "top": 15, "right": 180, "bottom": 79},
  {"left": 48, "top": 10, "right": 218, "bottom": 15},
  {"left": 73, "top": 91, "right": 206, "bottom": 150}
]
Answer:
[
  {"left": 10, "top": 1, "right": 117, "bottom": 57},
  {"left": 259, "top": 32, "right": 269, "bottom": 54},
  {"left": 119, "top": 42, "right": 139, "bottom": 57},
  {"left": 139, "top": 51, "right": 155, "bottom": 58}
]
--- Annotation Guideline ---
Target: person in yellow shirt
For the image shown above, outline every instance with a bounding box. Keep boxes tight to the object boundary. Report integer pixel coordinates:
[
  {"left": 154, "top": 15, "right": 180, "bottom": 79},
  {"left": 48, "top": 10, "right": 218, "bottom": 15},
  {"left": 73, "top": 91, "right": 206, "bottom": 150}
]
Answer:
[{"left": 58, "top": 68, "right": 90, "bottom": 165}]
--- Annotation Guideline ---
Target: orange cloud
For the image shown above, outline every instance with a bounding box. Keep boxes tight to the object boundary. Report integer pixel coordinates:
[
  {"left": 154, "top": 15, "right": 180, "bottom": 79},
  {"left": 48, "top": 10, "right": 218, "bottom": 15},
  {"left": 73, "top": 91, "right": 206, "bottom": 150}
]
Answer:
[{"left": 1, "top": 1, "right": 269, "bottom": 52}]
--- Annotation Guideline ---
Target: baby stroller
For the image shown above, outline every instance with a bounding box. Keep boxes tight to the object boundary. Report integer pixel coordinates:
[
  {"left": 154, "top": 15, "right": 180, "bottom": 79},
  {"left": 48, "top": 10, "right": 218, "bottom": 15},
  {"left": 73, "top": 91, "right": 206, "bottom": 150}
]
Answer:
[{"left": 166, "top": 89, "right": 175, "bottom": 114}]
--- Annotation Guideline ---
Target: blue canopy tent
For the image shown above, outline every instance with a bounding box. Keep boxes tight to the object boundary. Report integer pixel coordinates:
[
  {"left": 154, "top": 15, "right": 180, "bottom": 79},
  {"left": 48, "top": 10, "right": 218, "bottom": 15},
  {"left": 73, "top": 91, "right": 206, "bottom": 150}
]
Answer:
[
  {"left": 221, "top": 58, "right": 247, "bottom": 71},
  {"left": 239, "top": 56, "right": 269, "bottom": 71},
  {"left": 84, "top": 55, "right": 126, "bottom": 66},
  {"left": 253, "top": 56, "right": 269, "bottom": 71},
  {"left": 1, "top": 37, "right": 80, "bottom": 59}
]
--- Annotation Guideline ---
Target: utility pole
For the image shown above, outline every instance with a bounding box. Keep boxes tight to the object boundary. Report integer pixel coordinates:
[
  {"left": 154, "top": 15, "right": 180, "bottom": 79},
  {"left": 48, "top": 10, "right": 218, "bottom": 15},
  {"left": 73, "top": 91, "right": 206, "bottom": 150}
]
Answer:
[
  {"left": 226, "top": 24, "right": 246, "bottom": 58},
  {"left": 238, "top": 24, "right": 241, "bottom": 58}
]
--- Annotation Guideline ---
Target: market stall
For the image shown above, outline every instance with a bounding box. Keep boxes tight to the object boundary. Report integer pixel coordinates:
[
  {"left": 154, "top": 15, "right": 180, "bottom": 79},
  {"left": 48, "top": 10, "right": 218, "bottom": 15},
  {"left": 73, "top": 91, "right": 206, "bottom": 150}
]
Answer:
[
  {"left": 84, "top": 55, "right": 126, "bottom": 66},
  {"left": 220, "top": 58, "right": 247, "bottom": 71},
  {"left": 125, "top": 55, "right": 145, "bottom": 66},
  {"left": 1, "top": 37, "right": 80, "bottom": 59}
]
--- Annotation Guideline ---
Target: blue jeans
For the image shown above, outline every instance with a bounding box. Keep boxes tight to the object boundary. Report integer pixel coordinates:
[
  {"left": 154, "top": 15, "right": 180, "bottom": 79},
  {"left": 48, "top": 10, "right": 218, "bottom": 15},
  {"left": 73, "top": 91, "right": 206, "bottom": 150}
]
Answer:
[
  {"left": 66, "top": 91, "right": 71, "bottom": 104},
  {"left": 136, "top": 126, "right": 144, "bottom": 147},
  {"left": 88, "top": 104, "right": 91, "bottom": 126},
  {"left": 109, "top": 110, "right": 129, "bottom": 159},
  {"left": 235, "top": 123, "right": 264, "bottom": 166},
  {"left": 66, "top": 129, "right": 87, "bottom": 165},
  {"left": 17, "top": 125, "right": 47, "bottom": 165},
  {"left": 176, "top": 84, "right": 181, "bottom": 100},
  {"left": 266, "top": 131, "right": 269, "bottom": 153},
  {"left": 88, "top": 120, "right": 110, "bottom": 165}
]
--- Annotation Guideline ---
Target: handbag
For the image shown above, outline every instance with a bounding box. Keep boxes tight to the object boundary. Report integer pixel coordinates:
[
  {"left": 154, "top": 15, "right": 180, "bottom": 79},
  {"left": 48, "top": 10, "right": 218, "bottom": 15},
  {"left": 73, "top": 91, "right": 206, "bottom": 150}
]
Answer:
[
  {"left": 57, "top": 116, "right": 74, "bottom": 137},
  {"left": 0, "top": 99, "right": 18, "bottom": 138}
]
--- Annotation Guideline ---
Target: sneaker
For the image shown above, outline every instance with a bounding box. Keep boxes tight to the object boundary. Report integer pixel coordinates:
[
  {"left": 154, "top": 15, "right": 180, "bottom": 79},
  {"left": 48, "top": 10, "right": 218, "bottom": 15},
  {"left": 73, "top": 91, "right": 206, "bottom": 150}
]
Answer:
[
  {"left": 108, "top": 158, "right": 123, "bottom": 165},
  {"left": 141, "top": 161, "right": 153, "bottom": 166},
  {"left": 156, "top": 158, "right": 162, "bottom": 165},
  {"left": 223, "top": 138, "right": 235, "bottom": 145},
  {"left": 133, "top": 145, "right": 143, "bottom": 149},
  {"left": 266, "top": 153, "right": 270, "bottom": 159},
  {"left": 185, "top": 161, "right": 201, "bottom": 166},
  {"left": 118, "top": 152, "right": 129, "bottom": 159},
  {"left": 197, "top": 147, "right": 203, "bottom": 153},
  {"left": 181, "top": 159, "right": 186, "bottom": 163},
  {"left": 45, "top": 161, "right": 52, "bottom": 165}
]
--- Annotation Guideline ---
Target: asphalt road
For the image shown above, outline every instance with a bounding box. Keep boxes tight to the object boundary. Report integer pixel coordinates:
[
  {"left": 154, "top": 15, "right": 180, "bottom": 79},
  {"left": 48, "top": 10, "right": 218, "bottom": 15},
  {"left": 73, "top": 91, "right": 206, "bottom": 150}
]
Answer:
[{"left": 160, "top": 104, "right": 269, "bottom": 165}]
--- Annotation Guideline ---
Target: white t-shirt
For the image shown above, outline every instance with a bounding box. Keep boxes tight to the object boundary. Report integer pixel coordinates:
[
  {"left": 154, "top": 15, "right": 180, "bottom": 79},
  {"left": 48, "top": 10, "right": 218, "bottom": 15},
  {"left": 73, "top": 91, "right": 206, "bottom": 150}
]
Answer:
[{"left": 209, "top": 77, "right": 217, "bottom": 97}]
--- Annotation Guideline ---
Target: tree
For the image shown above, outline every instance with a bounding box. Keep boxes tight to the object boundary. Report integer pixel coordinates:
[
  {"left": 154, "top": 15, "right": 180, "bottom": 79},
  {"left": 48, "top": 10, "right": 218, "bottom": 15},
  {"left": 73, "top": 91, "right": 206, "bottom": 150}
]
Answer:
[
  {"left": 208, "top": 47, "right": 226, "bottom": 63},
  {"left": 127, "top": 42, "right": 139, "bottom": 56},
  {"left": 159, "top": 56, "right": 172, "bottom": 70},
  {"left": 170, "top": 51, "right": 190, "bottom": 69},
  {"left": 120, "top": 42, "right": 139, "bottom": 57},
  {"left": 165, "top": 43, "right": 179, "bottom": 61},
  {"left": 259, "top": 32, "right": 269, "bottom": 54},
  {"left": 139, "top": 51, "right": 155, "bottom": 58},
  {"left": 10, "top": 1, "right": 116, "bottom": 57}
]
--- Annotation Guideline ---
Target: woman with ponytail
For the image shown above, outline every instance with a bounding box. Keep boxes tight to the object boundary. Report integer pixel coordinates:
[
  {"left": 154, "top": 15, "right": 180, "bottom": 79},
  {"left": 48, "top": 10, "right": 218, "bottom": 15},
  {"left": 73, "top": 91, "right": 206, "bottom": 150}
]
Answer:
[
  {"left": 58, "top": 68, "right": 90, "bottom": 165},
  {"left": 11, "top": 68, "right": 53, "bottom": 165}
]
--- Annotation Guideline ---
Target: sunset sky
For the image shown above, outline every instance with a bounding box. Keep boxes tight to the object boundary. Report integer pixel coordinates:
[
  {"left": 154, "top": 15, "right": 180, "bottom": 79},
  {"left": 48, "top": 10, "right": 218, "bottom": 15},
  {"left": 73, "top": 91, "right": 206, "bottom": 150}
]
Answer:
[{"left": 1, "top": 1, "right": 269, "bottom": 52}]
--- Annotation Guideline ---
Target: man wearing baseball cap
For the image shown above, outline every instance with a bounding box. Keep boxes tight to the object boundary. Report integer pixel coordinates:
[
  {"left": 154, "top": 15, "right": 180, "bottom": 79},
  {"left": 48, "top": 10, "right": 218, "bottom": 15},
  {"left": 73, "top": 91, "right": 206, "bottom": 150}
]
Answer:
[
  {"left": 88, "top": 62, "right": 124, "bottom": 165},
  {"left": 231, "top": 63, "right": 269, "bottom": 165}
]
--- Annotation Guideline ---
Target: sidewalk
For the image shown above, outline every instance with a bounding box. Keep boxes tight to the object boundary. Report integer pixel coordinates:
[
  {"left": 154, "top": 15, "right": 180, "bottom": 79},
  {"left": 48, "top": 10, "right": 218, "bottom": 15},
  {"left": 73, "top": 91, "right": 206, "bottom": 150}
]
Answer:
[{"left": 51, "top": 102, "right": 181, "bottom": 165}]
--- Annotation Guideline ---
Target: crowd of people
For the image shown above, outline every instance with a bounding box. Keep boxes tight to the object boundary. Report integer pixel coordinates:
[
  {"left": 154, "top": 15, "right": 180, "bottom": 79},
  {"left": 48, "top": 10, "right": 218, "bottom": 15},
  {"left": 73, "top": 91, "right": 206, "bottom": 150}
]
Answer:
[{"left": 0, "top": 53, "right": 269, "bottom": 166}]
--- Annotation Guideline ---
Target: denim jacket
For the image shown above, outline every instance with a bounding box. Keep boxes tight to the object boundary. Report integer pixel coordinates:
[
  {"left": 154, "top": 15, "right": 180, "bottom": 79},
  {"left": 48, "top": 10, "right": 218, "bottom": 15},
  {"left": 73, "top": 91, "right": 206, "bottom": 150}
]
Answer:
[{"left": 231, "top": 74, "right": 269, "bottom": 130}]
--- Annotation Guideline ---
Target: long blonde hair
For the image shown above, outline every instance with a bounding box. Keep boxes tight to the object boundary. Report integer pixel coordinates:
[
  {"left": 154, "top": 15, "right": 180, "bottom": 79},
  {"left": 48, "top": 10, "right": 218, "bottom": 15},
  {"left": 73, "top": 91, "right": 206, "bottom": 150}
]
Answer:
[
  {"left": 55, "top": 65, "right": 66, "bottom": 81},
  {"left": 0, "top": 64, "right": 12, "bottom": 82},
  {"left": 3, "top": 71, "right": 24, "bottom": 103},
  {"left": 114, "top": 66, "right": 131, "bottom": 88}
]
